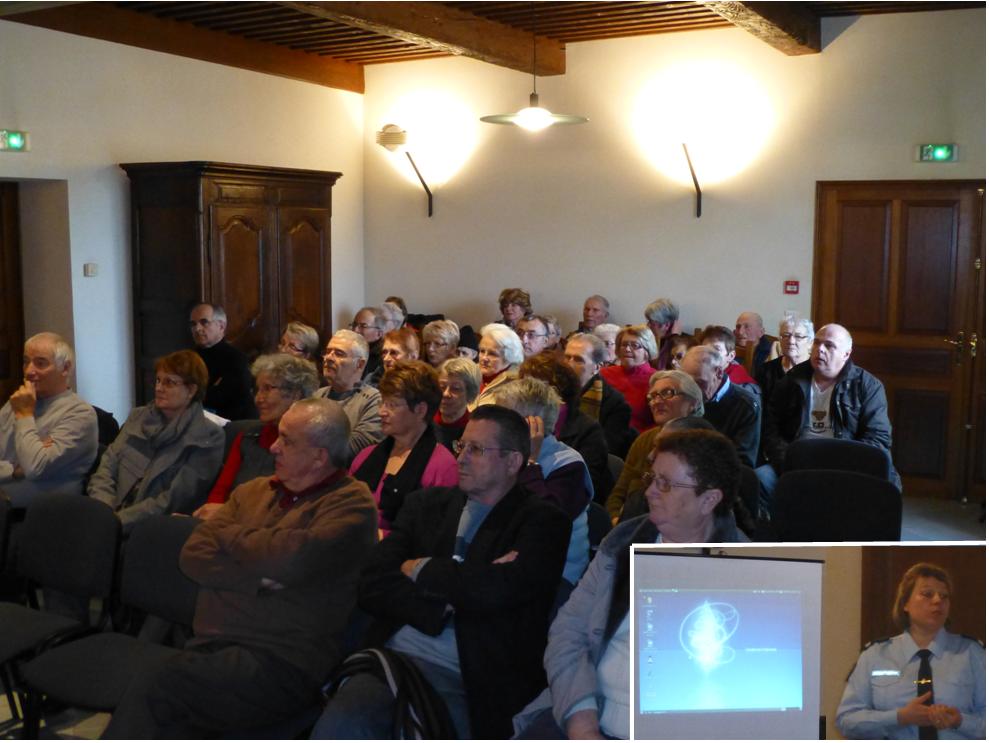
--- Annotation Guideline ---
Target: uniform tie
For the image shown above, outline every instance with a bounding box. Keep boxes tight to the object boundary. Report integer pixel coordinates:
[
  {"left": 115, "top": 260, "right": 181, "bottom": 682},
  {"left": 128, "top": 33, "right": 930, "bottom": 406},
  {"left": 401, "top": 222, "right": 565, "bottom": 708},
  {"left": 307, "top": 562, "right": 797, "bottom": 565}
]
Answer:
[{"left": 916, "top": 649, "right": 936, "bottom": 740}]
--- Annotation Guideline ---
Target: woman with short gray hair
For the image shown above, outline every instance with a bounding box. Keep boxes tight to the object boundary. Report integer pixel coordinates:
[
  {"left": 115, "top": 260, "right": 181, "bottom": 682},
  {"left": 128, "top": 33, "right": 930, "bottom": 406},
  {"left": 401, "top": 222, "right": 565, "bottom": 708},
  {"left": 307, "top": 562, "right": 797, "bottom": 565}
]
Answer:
[
  {"left": 422, "top": 319, "right": 460, "bottom": 368},
  {"left": 434, "top": 357, "right": 481, "bottom": 452},
  {"left": 470, "top": 323, "right": 524, "bottom": 410},
  {"left": 600, "top": 324, "right": 658, "bottom": 433},
  {"left": 278, "top": 321, "right": 321, "bottom": 364},
  {"left": 756, "top": 316, "right": 814, "bottom": 400}
]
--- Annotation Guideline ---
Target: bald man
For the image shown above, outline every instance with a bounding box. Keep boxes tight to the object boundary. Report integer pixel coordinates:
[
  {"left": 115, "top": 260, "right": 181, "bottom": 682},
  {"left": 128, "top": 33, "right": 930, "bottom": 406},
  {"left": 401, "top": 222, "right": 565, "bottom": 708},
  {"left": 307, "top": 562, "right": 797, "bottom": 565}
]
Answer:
[
  {"left": 761, "top": 323, "right": 898, "bottom": 492},
  {"left": 734, "top": 311, "right": 774, "bottom": 378}
]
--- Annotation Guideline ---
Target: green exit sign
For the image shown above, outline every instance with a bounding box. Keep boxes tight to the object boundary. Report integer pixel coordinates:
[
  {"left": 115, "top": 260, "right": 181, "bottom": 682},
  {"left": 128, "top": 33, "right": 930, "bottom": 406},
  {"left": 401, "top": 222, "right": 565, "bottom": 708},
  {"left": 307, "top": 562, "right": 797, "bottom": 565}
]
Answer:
[
  {"left": 918, "top": 143, "right": 957, "bottom": 162},
  {"left": 1, "top": 130, "right": 30, "bottom": 152}
]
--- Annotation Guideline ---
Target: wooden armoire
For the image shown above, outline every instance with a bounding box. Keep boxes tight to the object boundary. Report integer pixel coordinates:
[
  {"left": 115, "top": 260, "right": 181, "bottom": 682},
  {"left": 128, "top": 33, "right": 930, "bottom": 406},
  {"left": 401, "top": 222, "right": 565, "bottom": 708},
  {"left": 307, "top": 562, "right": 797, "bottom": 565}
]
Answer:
[{"left": 121, "top": 161, "right": 341, "bottom": 404}]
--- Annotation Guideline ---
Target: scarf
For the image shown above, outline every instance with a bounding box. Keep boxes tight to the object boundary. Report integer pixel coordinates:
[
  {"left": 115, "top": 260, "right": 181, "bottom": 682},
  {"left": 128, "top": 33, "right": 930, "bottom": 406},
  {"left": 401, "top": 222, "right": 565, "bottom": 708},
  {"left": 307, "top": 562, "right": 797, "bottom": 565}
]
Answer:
[{"left": 353, "top": 426, "right": 438, "bottom": 523}]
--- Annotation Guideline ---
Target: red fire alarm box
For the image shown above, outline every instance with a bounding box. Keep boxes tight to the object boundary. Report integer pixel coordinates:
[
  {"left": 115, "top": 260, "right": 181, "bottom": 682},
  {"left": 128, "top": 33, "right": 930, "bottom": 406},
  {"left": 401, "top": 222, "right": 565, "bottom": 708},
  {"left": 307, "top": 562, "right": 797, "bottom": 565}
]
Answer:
[{"left": 784, "top": 280, "right": 799, "bottom": 295}]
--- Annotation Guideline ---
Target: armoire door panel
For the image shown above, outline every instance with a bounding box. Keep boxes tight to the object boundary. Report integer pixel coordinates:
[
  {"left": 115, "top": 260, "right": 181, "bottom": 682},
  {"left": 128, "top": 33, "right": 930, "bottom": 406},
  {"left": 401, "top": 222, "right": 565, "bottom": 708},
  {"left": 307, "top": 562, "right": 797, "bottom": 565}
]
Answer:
[
  {"left": 835, "top": 202, "right": 890, "bottom": 333},
  {"left": 278, "top": 207, "right": 330, "bottom": 334},
  {"left": 899, "top": 202, "right": 958, "bottom": 335}
]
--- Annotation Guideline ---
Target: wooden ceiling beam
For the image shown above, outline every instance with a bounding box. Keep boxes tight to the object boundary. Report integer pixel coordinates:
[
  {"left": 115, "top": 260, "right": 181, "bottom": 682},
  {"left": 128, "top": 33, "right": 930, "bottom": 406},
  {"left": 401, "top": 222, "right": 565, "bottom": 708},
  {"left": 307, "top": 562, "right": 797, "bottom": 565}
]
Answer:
[
  {"left": 279, "top": 1, "right": 566, "bottom": 75},
  {"left": 3, "top": 2, "right": 364, "bottom": 92},
  {"left": 700, "top": 1, "right": 821, "bottom": 55}
]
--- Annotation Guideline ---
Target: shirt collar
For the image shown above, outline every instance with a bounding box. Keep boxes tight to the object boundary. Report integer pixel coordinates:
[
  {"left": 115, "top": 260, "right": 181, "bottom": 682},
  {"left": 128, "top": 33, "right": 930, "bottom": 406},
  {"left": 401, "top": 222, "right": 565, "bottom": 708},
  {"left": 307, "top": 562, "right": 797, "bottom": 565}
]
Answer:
[
  {"left": 712, "top": 376, "right": 731, "bottom": 403},
  {"left": 269, "top": 469, "right": 345, "bottom": 510}
]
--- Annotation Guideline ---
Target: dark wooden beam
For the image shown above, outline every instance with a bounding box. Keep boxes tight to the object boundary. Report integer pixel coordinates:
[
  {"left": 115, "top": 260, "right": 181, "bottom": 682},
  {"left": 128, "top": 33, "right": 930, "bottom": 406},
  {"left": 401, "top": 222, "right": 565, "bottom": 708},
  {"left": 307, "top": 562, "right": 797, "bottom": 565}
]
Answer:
[
  {"left": 3, "top": 3, "right": 365, "bottom": 93},
  {"left": 700, "top": 1, "right": 821, "bottom": 55},
  {"left": 280, "top": 1, "right": 566, "bottom": 75}
]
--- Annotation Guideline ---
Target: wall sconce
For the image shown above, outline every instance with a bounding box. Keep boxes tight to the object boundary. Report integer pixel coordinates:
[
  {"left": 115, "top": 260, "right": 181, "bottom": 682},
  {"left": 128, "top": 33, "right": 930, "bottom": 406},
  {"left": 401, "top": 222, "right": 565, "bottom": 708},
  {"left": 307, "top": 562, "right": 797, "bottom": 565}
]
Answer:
[
  {"left": 376, "top": 124, "right": 433, "bottom": 217},
  {"left": 682, "top": 144, "right": 702, "bottom": 218}
]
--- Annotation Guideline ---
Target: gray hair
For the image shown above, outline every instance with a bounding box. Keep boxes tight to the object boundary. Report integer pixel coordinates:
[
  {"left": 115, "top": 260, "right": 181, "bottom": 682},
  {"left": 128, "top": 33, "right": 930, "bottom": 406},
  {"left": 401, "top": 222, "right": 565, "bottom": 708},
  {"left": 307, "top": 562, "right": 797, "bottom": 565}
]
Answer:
[
  {"left": 332, "top": 329, "right": 369, "bottom": 361},
  {"left": 644, "top": 298, "right": 679, "bottom": 326},
  {"left": 381, "top": 301, "right": 405, "bottom": 330},
  {"left": 648, "top": 369, "right": 705, "bottom": 416},
  {"left": 567, "top": 333, "right": 607, "bottom": 365},
  {"left": 290, "top": 398, "right": 351, "bottom": 468},
  {"left": 283, "top": 321, "right": 321, "bottom": 358},
  {"left": 25, "top": 332, "right": 74, "bottom": 370},
  {"left": 423, "top": 319, "right": 460, "bottom": 348},
  {"left": 491, "top": 376, "right": 562, "bottom": 432},
  {"left": 543, "top": 314, "right": 562, "bottom": 342},
  {"left": 479, "top": 323, "right": 524, "bottom": 366},
  {"left": 586, "top": 294, "right": 610, "bottom": 310},
  {"left": 619, "top": 324, "right": 659, "bottom": 361},
  {"left": 439, "top": 357, "right": 482, "bottom": 403},
  {"left": 593, "top": 323, "right": 620, "bottom": 339},
  {"left": 780, "top": 316, "right": 815, "bottom": 339},
  {"left": 195, "top": 303, "right": 227, "bottom": 325},
  {"left": 355, "top": 306, "right": 385, "bottom": 328},
  {"left": 686, "top": 344, "right": 725, "bottom": 372},
  {"left": 251, "top": 353, "right": 320, "bottom": 399}
]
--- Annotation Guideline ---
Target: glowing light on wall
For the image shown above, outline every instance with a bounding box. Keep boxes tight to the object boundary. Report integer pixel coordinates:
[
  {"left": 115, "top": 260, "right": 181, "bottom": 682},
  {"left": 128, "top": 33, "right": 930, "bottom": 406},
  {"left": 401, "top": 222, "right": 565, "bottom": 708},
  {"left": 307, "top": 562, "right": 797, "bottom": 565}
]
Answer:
[
  {"left": 631, "top": 62, "right": 776, "bottom": 186},
  {"left": 378, "top": 89, "right": 479, "bottom": 187}
]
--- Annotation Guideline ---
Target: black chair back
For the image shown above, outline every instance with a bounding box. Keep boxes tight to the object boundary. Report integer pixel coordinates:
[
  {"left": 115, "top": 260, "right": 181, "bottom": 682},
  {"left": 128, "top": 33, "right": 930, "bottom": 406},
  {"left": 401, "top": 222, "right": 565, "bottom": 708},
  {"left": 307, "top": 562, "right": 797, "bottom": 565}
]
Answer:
[
  {"left": 0, "top": 494, "right": 10, "bottom": 574},
  {"left": 783, "top": 438, "right": 891, "bottom": 480},
  {"left": 92, "top": 406, "right": 120, "bottom": 447},
  {"left": 120, "top": 515, "right": 201, "bottom": 626},
  {"left": 773, "top": 469, "right": 901, "bottom": 541},
  {"left": 587, "top": 502, "right": 612, "bottom": 554}
]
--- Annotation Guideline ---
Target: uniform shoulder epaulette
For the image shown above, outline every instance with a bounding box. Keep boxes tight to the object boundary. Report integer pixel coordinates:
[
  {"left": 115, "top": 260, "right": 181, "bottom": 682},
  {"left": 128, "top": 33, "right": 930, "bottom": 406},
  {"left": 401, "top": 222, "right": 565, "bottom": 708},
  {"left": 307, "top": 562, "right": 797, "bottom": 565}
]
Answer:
[
  {"left": 960, "top": 634, "right": 985, "bottom": 648},
  {"left": 862, "top": 636, "right": 892, "bottom": 650}
]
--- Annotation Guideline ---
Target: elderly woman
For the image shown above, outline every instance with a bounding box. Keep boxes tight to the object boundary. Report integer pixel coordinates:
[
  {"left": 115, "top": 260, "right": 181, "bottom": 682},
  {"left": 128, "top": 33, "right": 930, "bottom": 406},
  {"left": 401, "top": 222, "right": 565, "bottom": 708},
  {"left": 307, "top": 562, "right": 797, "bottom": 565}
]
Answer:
[
  {"left": 600, "top": 324, "right": 659, "bottom": 434},
  {"left": 88, "top": 350, "right": 224, "bottom": 534},
  {"left": 497, "top": 287, "right": 532, "bottom": 329},
  {"left": 491, "top": 377, "right": 593, "bottom": 586},
  {"left": 470, "top": 322, "right": 524, "bottom": 410},
  {"left": 278, "top": 321, "right": 321, "bottom": 364},
  {"left": 838, "top": 563, "right": 985, "bottom": 740},
  {"left": 605, "top": 369, "right": 704, "bottom": 522},
  {"left": 514, "top": 429, "right": 747, "bottom": 740},
  {"left": 380, "top": 300, "right": 406, "bottom": 333},
  {"left": 756, "top": 317, "right": 813, "bottom": 400},
  {"left": 592, "top": 323, "right": 620, "bottom": 365},
  {"left": 381, "top": 327, "right": 421, "bottom": 371},
  {"left": 350, "top": 360, "right": 458, "bottom": 536},
  {"left": 195, "top": 353, "right": 319, "bottom": 520},
  {"left": 434, "top": 357, "right": 481, "bottom": 452},
  {"left": 421, "top": 319, "right": 460, "bottom": 368}
]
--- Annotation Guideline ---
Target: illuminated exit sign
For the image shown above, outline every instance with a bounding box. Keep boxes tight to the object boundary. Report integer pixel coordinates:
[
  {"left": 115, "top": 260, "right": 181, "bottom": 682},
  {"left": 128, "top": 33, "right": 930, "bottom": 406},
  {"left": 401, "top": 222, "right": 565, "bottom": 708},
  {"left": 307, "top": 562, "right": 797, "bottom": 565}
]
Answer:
[
  {"left": 918, "top": 143, "right": 957, "bottom": 162},
  {"left": 1, "top": 130, "right": 30, "bottom": 152}
]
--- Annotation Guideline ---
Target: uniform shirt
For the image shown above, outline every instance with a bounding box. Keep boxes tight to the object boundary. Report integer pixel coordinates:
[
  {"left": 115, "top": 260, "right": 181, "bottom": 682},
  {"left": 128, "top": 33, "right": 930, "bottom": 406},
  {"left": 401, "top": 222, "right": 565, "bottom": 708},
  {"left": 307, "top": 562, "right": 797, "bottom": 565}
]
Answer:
[{"left": 836, "top": 629, "right": 985, "bottom": 740}]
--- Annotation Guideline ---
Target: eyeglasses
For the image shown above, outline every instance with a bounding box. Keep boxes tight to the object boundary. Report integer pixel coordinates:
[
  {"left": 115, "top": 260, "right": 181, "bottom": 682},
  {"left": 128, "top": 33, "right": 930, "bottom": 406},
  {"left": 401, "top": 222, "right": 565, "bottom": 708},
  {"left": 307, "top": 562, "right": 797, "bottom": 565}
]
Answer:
[
  {"left": 647, "top": 388, "right": 684, "bottom": 403},
  {"left": 188, "top": 318, "right": 215, "bottom": 328},
  {"left": 278, "top": 342, "right": 306, "bottom": 354},
  {"left": 641, "top": 470, "right": 699, "bottom": 493},
  {"left": 621, "top": 341, "right": 644, "bottom": 351},
  {"left": 425, "top": 341, "right": 449, "bottom": 349},
  {"left": 155, "top": 376, "right": 186, "bottom": 389},
  {"left": 780, "top": 333, "right": 810, "bottom": 341},
  {"left": 255, "top": 383, "right": 288, "bottom": 396},
  {"left": 453, "top": 440, "right": 514, "bottom": 458},
  {"left": 351, "top": 322, "right": 381, "bottom": 332},
  {"left": 519, "top": 331, "right": 547, "bottom": 340},
  {"left": 380, "top": 398, "right": 411, "bottom": 412}
]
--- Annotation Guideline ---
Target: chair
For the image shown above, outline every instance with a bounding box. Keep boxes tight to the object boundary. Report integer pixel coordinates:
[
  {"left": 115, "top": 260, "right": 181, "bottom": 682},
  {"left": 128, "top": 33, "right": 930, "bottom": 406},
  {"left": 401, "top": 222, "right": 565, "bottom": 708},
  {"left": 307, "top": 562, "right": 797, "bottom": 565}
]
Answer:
[
  {"left": 92, "top": 406, "right": 120, "bottom": 447},
  {"left": 783, "top": 438, "right": 892, "bottom": 481},
  {"left": 0, "top": 494, "right": 10, "bottom": 575},
  {"left": 587, "top": 502, "right": 612, "bottom": 555},
  {"left": 18, "top": 514, "right": 201, "bottom": 736},
  {"left": 772, "top": 470, "right": 902, "bottom": 542},
  {"left": 606, "top": 454, "right": 624, "bottom": 485}
]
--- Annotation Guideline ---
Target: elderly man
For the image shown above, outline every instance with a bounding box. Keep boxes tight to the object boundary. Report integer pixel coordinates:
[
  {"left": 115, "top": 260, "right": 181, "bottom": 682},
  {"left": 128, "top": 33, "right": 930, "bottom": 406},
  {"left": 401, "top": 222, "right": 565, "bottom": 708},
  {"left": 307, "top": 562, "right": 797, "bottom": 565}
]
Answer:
[
  {"left": 312, "top": 405, "right": 571, "bottom": 740},
  {"left": 351, "top": 307, "right": 386, "bottom": 383},
  {"left": 316, "top": 330, "right": 384, "bottom": 462},
  {"left": 699, "top": 325, "right": 759, "bottom": 392},
  {"left": 189, "top": 303, "right": 256, "bottom": 421},
  {"left": 644, "top": 297, "right": 679, "bottom": 370},
  {"left": 681, "top": 345, "right": 760, "bottom": 468},
  {"left": 0, "top": 333, "right": 97, "bottom": 506},
  {"left": 518, "top": 315, "right": 554, "bottom": 358},
  {"left": 761, "top": 323, "right": 898, "bottom": 491},
  {"left": 563, "top": 333, "right": 634, "bottom": 458},
  {"left": 734, "top": 311, "right": 775, "bottom": 378},
  {"left": 576, "top": 295, "right": 610, "bottom": 333},
  {"left": 103, "top": 398, "right": 377, "bottom": 738}
]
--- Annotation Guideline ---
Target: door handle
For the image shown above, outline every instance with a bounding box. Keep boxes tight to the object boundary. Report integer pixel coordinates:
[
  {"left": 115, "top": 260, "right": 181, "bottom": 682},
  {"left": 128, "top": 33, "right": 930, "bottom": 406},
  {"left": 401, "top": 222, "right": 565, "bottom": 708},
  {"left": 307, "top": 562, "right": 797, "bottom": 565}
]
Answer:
[
  {"left": 943, "top": 331, "right": 965, "bottom": 364},
  {"left": 970, "top": 333, "right": 979, "bottom": 358}
]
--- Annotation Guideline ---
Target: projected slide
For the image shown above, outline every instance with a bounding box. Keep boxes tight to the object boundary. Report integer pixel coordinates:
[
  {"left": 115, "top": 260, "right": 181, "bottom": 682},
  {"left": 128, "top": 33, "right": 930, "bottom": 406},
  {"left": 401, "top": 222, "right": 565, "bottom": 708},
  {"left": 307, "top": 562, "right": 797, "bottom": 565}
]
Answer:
[{"left": 638, "top": 589, "right": 802, "bottom": 714}]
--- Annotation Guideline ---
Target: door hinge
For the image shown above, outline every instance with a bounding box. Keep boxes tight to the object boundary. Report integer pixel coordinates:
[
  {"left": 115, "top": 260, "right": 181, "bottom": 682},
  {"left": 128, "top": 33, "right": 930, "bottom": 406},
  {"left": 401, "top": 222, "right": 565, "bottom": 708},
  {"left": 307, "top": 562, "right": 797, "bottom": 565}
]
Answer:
[{"left": 976, "top": 258, "right": 983, "bottom": 270}]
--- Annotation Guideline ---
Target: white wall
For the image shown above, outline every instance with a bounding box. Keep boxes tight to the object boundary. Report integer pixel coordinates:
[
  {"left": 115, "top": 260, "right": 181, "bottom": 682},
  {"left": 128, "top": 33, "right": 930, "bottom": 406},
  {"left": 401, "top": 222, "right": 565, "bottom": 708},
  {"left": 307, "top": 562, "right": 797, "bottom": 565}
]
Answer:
[
  {"left": 0, "top": 21, "right": 365, "bottom": 420},
  {"left": 362, "top": 9, "right": 985, "bottom": 334}
]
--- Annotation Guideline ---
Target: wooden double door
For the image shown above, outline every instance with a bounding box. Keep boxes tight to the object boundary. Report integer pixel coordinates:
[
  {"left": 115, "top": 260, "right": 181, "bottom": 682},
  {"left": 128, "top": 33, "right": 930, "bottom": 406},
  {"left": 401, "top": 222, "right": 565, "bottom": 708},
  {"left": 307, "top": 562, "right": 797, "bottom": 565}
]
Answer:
[{"left": 814, "top": 181, "right": 985, "bottom": 500}]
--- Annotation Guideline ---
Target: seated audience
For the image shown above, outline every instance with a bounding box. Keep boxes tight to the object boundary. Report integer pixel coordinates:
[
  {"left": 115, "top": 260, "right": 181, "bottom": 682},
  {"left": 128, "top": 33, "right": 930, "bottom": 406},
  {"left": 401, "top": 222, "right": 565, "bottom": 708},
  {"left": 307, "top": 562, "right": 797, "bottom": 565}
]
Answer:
[
  {"left": 699, "top": 324, "right": 759, "bottom": 392},
  {"left": 350, "top": 361, "right": 459, "bottom": 537},
  {"left": 544, "top": 315, "right": 563, "bottom": 351},
  {"left": 470, "top": 322, "right": 524, "bottom": 409},
  {"left": 0, "top": 332, "right": 97, "bottom": 505},
  {"left": 681, "top": 345, "right": 761, "bottom": 468},
  {"left": 592, "top": 323, "right": 620, "bottom": 365},
  {"left": 380, "top": 300, "right": 406, "bottom": 333},
  {"left": 837, "top": 562, "right": 984, "bottom": 740},
  {"left": 316, "top": 330, "right": 384, "bottom": 462},
  {"left": 277, "top": 321, "right": 322, "bottom": 365},
  {"left": 195, "top": 353, "right": 319, "bottom": 519},
  {"left": 576, "top": 294, "right": 610, "bottom": 333},
  {"left": 756, "top": 316, "right": 813, "bottom": 401},
  {"left": 88, "top": 350, "right": 224, "bottom": 534},
  {"left": 605, "top": 370, "right": 705, "bottom": 522},
  {"left": 384, "top": 295, "right": 408, "bottom": 320},
  {"left": 189, "top": 303, "right": 256, "bottom": 420},
  {"left": 667, "top": 332, "right": 698, "bottom": 370},
  {"left": 457, "top": 324, "right": 479, "bottom": 361},
  {"left": 312, "top": 405, "right": 571, "bottom": 740},
  {"left": 519, "top": 353, "right": 614, "bottom": 506},
  {"left": 564, "top": 333, "right": 635, "bottom": 457},
  {"left": 760, "top": 323, "right": 898, "bottom": 493},
  {"left": 518, "top": 314, "right": 554, "bottom": 358},
  {"left": 491, "top": 377, "right": 593, "bottom": 586},
  {"left": 422, "top": 319, "right": 460, "bottom": 368},
  {"left": 434, "top": 357, "right": 481, "bottom": 452},
  {"left": 381, "top": 327, "right": 421, "bottom": 371},
  {"left": 513, "top": 429, "right": 747, "bottom": 740},
  {"left": 350, "top": 306, "right": 386, "bottom": 383},
  {"left": 600, "top": 324, "right": 659, "bottom": 434},
  {"left": 103, "top": 398, "right": 377, "bottom": 738},
  {"left": 643, "top": 297, "right": 679, "bottom": 369},
  {"left": 735, "top": 310, "right": 775, "bottom": 378},
  {"left": 497, "top": 287, "right": 533, "bottom": 329}
]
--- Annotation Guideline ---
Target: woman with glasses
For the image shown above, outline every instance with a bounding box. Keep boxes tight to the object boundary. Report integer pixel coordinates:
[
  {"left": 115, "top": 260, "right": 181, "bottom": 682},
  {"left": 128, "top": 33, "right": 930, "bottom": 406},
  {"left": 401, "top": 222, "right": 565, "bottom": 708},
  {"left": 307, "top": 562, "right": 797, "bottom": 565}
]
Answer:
[
  {"left": 837, "top": 563, "right": 985, "bottom": 740},
  {"left": 756, "top": 317, "right": 814, "bottom": 400},
  {"left": 194, "top": 353, "right": 319, "bottom": 520},
  {"left": 592, "top": 323, "right": 620, "bottom": 365},
  {"left": 350, "top": 360, "right": 458, "bottom": 536},
  {"left": 421, "top": 319, "right": 460, "bottom": 368},
  {"left": 88, "top": 350, "right": 225, "bottom": 534},
  {"left": 277, "top": 321, "right": 321, "bottom": 365},
  {"left": 381, "top": 327, "right": 421, "bottom": 371},
  {"left": 434, "top": 357, "right": 482, "bottom": 453},
  {"left": 604, "top": 370, "right": 705, "bottom": 522},
  {"left": 600, "top": 324, "right": 658, "bottom": 433},
  {"left": 470, "top": 323, "right": 524, "bottom": 410}
]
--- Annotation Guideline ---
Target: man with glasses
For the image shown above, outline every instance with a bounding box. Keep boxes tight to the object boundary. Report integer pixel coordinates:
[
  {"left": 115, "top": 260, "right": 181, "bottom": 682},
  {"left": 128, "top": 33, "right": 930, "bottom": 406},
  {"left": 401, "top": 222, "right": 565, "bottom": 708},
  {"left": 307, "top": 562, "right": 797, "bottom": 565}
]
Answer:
[
  {"left": 350, "top": 306, "right": 386, "bottom": 383},
  {"left": 189, "top": 303, "right": 256, "bottom": 421},
  {"left": 313, "top": 405, "right": 571, "bottom": 740},
  {"left": 517, "top": 315, "right": 553, "bottom": 358},
  {"left": 564, "top": 333, "right": 635, "bottom": 457},
  {"left": 316, "top": 330, "right": 383, "bottom": 463}
]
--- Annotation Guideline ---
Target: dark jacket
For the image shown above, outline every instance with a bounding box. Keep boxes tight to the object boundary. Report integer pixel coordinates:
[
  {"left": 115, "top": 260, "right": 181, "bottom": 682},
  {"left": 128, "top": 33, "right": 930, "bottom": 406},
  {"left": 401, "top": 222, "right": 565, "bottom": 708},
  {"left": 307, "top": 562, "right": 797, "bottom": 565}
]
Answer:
[
  {"left": 703, "top": 382, "right": 761, "bottom": 468},
  {"left": 559, "top": 408, "right": 615, "bottom": 505},
  {"left": 196, "top": 340, "right": 257, "bottom": 420},
  {"left": 580, "top": 375, "right": 636, "bottom": 458},
  {"left": 751, "top": 334, "right": 775, "bottom": 379},
  {"left": 763, "top": 359, "right": 897, "bottom": 483},
  {"left": 359, "top": 485, "right": 571, "bottom": 740}
]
